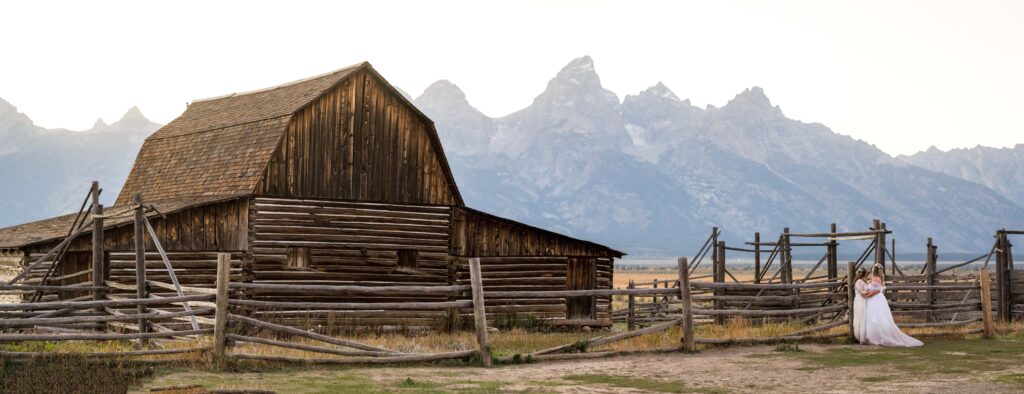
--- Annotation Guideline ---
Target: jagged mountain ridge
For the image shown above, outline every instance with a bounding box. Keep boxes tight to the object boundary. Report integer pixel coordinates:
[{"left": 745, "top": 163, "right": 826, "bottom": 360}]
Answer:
[
  {"left": 0, "top": 98, "right": 160, "bottom": 225},
  {"left": 2, "top": 57, "right": 1021, "bottom": 256},
  {"left": 901, "top": 145, "right": 1024, "bottom": 205},
  {"left": 417, "top": 56, "right": 1024, "bottom": 256}
]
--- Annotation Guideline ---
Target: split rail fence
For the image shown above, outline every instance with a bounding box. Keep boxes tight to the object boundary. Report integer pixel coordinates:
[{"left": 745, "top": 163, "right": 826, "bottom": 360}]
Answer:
[
  {"left": 0, "top": 195, "right": 1013, "bottom": 366},
  {"left": 0, "top": 253, "right": 997, "bottom": 365}
]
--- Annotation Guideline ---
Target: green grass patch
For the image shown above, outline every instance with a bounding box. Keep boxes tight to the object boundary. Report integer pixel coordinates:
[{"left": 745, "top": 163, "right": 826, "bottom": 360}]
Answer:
[
  {"left": 773, "top": 343, "right": 802, "bottom": 353},
  {"left": 858, "top": 375, "right": 894, "bottom": 382},
  {"left": 563, "top": 374, "right": 727, "bottom": 394},
  {"left": 996, "top": 374, "right": 1024, "bottom": 387},
  {"left": 754, "top": 336, "right": 1024, "bottom": 376}
]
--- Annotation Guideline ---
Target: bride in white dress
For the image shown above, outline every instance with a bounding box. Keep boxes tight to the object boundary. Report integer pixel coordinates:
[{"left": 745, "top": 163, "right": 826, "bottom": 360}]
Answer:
[
  {"left": 852, "top": 268, "right": 870, "bottom": 342},
  {"left": 860, "top": 264, "right": 923, "bottom": 347}
]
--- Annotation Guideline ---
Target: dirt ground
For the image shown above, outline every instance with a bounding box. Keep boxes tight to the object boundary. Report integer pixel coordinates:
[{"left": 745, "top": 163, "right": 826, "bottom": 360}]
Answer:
[{"left": 138, "top": 340, "right": 1024, "bottom": 393}]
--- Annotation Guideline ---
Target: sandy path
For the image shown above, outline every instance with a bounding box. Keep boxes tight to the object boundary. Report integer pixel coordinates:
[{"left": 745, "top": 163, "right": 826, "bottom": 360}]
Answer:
[{"left": 142, "top": 344, "right": 1023, "bottom": 393}]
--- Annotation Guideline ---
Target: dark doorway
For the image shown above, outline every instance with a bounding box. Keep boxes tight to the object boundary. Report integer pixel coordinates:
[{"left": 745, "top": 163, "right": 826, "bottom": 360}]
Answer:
[{"left": 566, "top": 257, "right": 597, "bottom": 320}]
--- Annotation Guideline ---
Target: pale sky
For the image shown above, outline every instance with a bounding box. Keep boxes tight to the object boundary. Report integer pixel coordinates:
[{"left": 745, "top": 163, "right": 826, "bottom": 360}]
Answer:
[{"left": 1, "top": 0, "right": 1022, "bottom": 156}]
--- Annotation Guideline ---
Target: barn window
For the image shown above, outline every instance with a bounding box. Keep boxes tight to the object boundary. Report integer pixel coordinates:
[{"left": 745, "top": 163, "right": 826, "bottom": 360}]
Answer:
[
  {"left": 397, "top": 250, "right": 419, "bottom": 273},
  {"left": 287, "top": 247, "right": 310, "bottom": 269}
]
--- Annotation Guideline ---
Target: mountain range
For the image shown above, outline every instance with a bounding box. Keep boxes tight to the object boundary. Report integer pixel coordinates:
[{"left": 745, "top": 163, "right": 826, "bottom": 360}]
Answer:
[
  {"left": 0, "top": 56, "right": 1021, "bottom": 257},
  {"left": 0, "top": 98, "right": 159, "bottom": 224}
]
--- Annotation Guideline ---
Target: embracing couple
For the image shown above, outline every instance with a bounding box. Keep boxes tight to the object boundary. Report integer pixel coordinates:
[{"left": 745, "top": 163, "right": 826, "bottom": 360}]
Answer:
[{"left": 852, "top": 264, "right": 923, "bottom": 347}]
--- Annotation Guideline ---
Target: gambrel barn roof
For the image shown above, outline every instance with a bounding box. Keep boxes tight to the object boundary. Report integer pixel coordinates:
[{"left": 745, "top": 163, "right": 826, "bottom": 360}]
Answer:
[{"left": 116, "top": 62, "right": 462, "bottom": 207}]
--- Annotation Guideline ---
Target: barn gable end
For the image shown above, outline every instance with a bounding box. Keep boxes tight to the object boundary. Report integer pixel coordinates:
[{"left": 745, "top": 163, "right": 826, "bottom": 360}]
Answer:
[{"left": 255, "top": 68, "right": 460, "bottom": 205}]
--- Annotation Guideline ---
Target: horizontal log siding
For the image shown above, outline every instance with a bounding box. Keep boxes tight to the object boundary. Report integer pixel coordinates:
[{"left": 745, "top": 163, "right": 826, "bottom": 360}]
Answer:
[
  {"left": 23, "top": 199, "right": 249, "bottom": 254},
  {"left": 249, "top": 197, "right": 453, "bottom": 328},
  {"left": 455, "top": 256, "right": 612, "bottom": 326},
  {"left": 452, "top": 207, "right": 615, "bottom": 258},
  {"left": 256, "top": 69, "right": 457, "bottom": 206}
]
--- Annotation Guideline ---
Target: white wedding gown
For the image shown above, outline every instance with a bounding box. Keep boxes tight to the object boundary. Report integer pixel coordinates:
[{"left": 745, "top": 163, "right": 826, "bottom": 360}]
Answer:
[
  {"left": 853, "top": 280, "right": 867, "bottom": 342},
  {"left": 861, "top": 281, "right": 923, "bottom": 347}
]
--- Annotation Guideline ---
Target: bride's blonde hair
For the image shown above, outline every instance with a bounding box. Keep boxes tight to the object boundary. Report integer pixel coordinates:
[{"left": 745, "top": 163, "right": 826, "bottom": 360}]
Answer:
[
  {"left": 855, "top": 268, "right": 868, "bottom": 281},
  {"left": 870, "top": 263, "right": 885, "bottom": 282}
]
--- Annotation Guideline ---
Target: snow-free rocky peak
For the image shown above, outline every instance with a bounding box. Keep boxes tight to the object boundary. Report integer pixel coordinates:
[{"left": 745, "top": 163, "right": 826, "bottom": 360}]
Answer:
[
  {"left": 414, "top": 80, "right": 496, "bottom": 156},
  {"left": 721, "top": 87, "right": 782, "bottom": 117},
  {"left": 642, "top": 82, "right": 682, "bottom": 102},
  {"left": 417, "top": 80, "right": 473, "bottom": 110}
]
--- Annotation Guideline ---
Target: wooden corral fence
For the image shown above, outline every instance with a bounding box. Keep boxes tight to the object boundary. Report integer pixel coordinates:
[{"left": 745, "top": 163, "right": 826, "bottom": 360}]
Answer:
[
  {"left": 615, "top": 223, "right": 1001, "bottom": 346},
  {"left": 0, "top": 251, "right": 1000, "bottom": 365},
  {"left": 0, "top": 198, "right": 1012, "bottom": 366}
]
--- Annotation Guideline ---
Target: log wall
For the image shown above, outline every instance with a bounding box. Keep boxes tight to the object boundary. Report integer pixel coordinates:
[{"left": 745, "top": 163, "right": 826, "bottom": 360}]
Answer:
[
  {"left": 23, "top": 199, "right": 249, "bottom": 255},
  {"left": 452, "top": 207, "right": 618, "bottom": 258},
  {"left": 455, "top": 256, "right": 612, "bottom": 326},
  {"left": 247, "top": 196, "right": 454, "bottom": 328}
]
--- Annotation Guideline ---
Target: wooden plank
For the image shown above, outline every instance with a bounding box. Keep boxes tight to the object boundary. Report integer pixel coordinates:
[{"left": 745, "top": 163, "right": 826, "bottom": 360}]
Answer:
[{"left": 468, "top": 258, "right": 491, "bottom": 366}]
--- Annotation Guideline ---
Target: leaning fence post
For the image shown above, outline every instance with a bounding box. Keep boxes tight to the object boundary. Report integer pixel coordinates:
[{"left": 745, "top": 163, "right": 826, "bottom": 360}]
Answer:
[
  {"left": 847, "top": 261, "right": 856, "bottom": 342},
  {"left": 979, "top": 267, "right": 994, "bottom": 338},
  {"left": 678, "top": 257, "right": 694, "bottom": 352},
  {"left": 468, "top": 257, "right": 491, "bottom": 366},
  {"left": 214, "top": 253, "right": 231, "bottom": 360},
  {"left": 132, "top": 193, "right": 149, "bottom": 343},
  {"left": 627, "top": 280, "right": 636, "bottom": 331}
]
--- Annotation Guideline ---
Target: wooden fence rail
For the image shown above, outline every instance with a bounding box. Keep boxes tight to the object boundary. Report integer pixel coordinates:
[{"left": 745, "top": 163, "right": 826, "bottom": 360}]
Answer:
[{"left": 0, "top": 249, "right": 1001, "bottom": 366}]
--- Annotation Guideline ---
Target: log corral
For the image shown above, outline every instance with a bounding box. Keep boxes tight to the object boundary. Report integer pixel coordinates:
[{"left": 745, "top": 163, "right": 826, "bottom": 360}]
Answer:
[{"left": 0, "top": 62, "right": 622, "bottom": 331}]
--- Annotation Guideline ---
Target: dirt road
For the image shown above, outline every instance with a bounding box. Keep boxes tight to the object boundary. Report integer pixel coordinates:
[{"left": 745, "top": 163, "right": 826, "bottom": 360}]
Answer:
[{"left": 140, "top": 341, "right": 1024, "bottom": 393}]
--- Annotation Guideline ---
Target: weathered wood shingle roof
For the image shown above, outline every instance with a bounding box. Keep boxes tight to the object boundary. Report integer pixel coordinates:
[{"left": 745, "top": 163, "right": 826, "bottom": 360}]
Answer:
[{"left": 115, "top": 63, "right": 366, "bottom": 206}]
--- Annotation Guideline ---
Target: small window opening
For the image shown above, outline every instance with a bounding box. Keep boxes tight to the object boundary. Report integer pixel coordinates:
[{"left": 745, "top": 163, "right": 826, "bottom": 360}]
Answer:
[
  {"left": 287, "top": 246, "right": 310, "bottom": 269},
  {"left": 397, "top": 250, "right": 419, "bottom": 273}
]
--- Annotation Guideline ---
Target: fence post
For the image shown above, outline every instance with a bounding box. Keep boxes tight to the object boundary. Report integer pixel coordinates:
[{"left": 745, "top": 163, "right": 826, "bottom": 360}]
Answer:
[
  {"left": 873, "top": 219, "right": 885, "bottom": 270},
  {"left": 90, "top": 181, "right": 106, "bottom": 326},
  {"left": 996, "top": 231, "right": 1008, "bottom": 322},
  {"left": 627, "top": 280, "right": 636, "bottom": 331},
  {"left": 783, "top": 228, "right": 793, "bottom": 284},
  {"left": 678, "top": 257, "right": 694, "bottom": 352},
  {"left": 925, "top": 238, "right": 936, "bottom": 322},
  {"left": 714, "top": 241, "right": 725, "bottom": 324},
  {"left": 753, "top": 232, "right": 761, "bottom": 283},
  {"left": 979, "top": 267, "right": 994, "bottom": 338},
  {"left": 132, "top": 193, "right": 148, "bottom": 343},
  {"left": 214, "top": 253, "right": 231, "bottom": 360},
  {"left": 827, "top": 223, "right": 838, "bottom": 280},
  {"left": 1005, "top": 235, "right": 1014, "bottom": 321},
  {"left": 847, "top": 261, "right": 856, "bottom": 342},
  {"left": 468, "top": 257, "right": 491, "bottom": 366}
]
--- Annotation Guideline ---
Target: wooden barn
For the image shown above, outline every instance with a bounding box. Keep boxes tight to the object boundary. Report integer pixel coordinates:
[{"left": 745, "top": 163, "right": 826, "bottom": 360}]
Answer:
[{"left": 0, "top": 62, "right": 622, "bottom": 329}]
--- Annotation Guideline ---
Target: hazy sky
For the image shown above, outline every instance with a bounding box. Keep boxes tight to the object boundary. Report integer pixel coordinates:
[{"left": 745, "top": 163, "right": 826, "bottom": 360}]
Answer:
[{"left": 1, "top": 0, "right": 1022, "bottom": 156}]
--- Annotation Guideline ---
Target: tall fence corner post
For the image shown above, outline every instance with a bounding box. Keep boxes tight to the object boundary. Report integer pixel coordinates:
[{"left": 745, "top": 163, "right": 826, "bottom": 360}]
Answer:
[
  {"left": 847, "top": 261, "right": 856, "bottom": 343},
  {"left": 213, "top": 252, "right": 231, "bottom": 361},
  {"left": 979, "top": 267, "right": 995, "bottom": 339},
  {"left": 678, "top": 257, "right": 694, "bottom": 353},
  {"left": 468, "top": 257, "right": 491, "bottom": 366}
]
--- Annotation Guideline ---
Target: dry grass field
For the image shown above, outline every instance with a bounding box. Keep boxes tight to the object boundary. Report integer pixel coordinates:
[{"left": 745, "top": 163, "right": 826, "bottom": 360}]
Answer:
[{"left": 613, "top": 267, "right": 820, "bottom": 289}]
